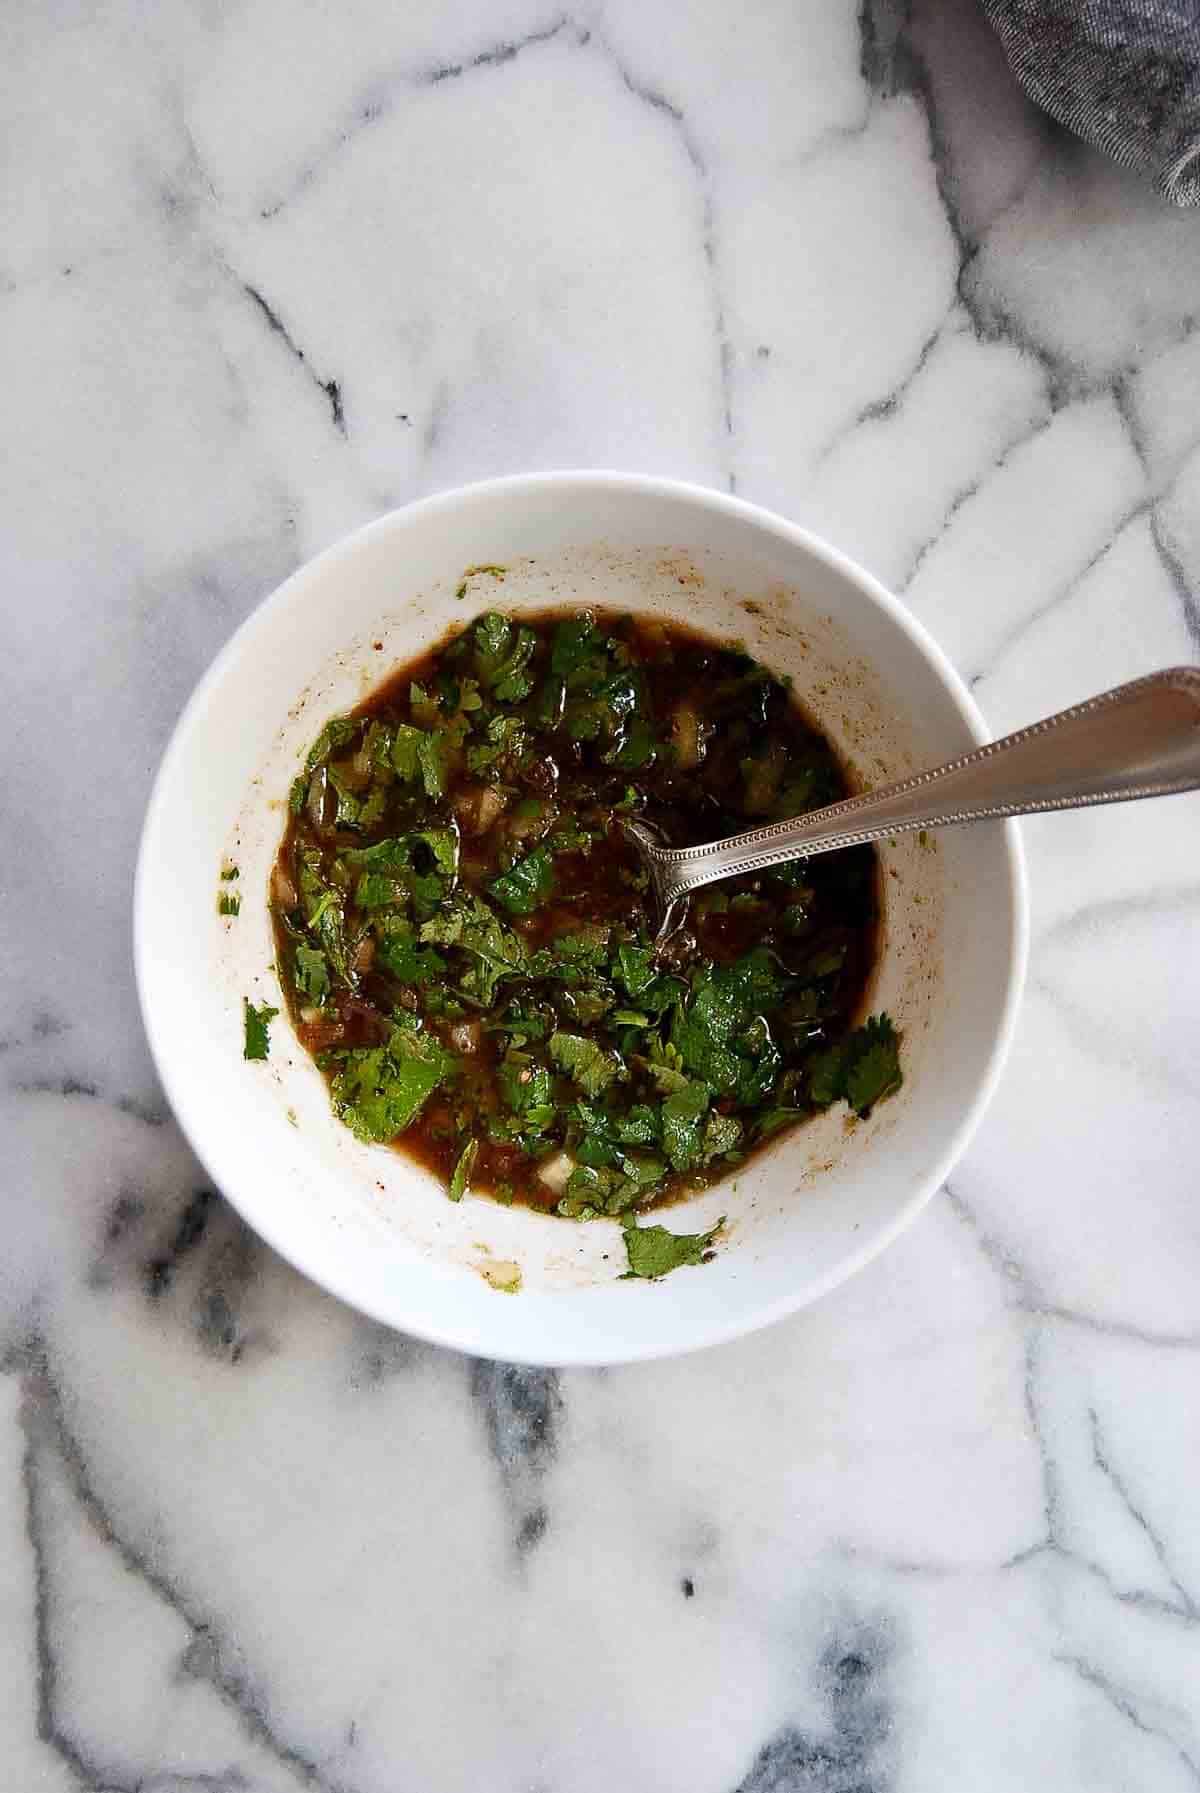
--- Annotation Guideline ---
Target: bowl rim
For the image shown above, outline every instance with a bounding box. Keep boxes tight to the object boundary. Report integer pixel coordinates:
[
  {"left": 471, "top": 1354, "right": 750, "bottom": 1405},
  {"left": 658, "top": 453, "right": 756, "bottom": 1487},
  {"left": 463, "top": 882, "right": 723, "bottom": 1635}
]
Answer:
[{"left": 134, "top": 470, "right": 1029, "bottom": 1363}]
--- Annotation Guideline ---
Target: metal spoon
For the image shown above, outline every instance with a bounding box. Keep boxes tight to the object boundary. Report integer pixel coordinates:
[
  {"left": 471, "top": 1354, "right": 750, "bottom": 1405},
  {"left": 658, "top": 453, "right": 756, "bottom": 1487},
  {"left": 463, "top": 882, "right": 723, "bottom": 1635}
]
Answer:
[{"left": 623, "top": 667, "right": 1200, "bottom": 947}]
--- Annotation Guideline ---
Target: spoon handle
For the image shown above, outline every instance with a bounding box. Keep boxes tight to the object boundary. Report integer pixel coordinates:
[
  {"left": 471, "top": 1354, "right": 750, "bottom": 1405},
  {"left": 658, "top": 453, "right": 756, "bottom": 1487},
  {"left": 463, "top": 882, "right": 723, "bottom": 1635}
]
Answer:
[{"left": 651, "top": 667, "right": 1200, "bottom": 900}]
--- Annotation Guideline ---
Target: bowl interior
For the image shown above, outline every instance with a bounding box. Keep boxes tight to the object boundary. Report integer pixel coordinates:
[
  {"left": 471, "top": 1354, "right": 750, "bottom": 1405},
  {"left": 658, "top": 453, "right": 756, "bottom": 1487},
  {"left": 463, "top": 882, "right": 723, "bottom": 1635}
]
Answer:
[{"left": 136, "top": 476, "right": 1024, "bottom": 1363}]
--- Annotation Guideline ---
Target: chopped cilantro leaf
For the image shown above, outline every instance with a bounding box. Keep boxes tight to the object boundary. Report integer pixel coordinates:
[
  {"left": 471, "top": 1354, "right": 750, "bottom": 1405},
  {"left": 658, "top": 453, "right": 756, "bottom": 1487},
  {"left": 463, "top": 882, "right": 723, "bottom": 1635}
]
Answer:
[
  {"left": 497, "top": 1052, "right": 555, "bottom": 1119},
  {"left": 417, "top": 730, "right": 446, "bottom": 798},
  {"left": 452, "top": 674, "right": 483, "bottom": 714},
  {"left": 330, "top": 1024, "right": 450, "bottom": 1142},
  {"left": 553, "top": 923, "right": 611, "bottom": 963},
  {"left": 557, "top": 983, "right": 615, "bottom": 1026},
  {"left": 410, "top": 829, "right": 459, "bottom": 877},
  {"left": 490, "top": 846, "right": 555, "bottom": 916},
  {"left": 807, "top": 1040, "right": 852, "bottom": 1108},
  {"left": 606, "top": 718, "right": 658, "bottom": 769},
  {"left": 341, "top": 830, "right": 457, "bottom": 914},
  {"left": 621, "top": 1215, "right": 724, "bottom": 1279},
  {"left": 345, "top": 836, "right": 411, "bottom": 870},
  {"left": 474, "top": 612, "right": 537, "bottom": 702},
  {"left": 409, "top": 681, "right": 440, "bottom": 727},
  {"left": 527, "top": 924, "right": 611, "bottom": 980},
  {"left": 304, "top": 717, "right": 360, "bottom": 773},
  {"left": 297, "top": 852, "right": 354, "bottom": 986},
  {"left": 702, "top": 1110, "right": 742, "bottom": 1162},
  {"left": 844, "top": 1016, "right": 903, "bottom": 1114},
  {"left": 614, "top": 944, "right": 654, "bottom": 999},
  {"left": 466, "top": 713, "right": 527, "bottom": 773},
  {"left": 356, "top": 871, "right": 405, "bottom": 909},
  {"left": 732, "top": 1016, "right": 782, "bottom": 1106},
  {"left": 755, "top": 1106, "right": 804, "bottom": 1139},
  {"left": 449, "top": 1138, "right": 479, "bottom": 1202},
  {"left": 671, "top": 949, "right": 787, "bottom": 1096},
  {"left": 474, "top": 611, "right": 512, "bottom": 665},
  {"left": 243, "top": 999, "right": 279, "bottom": 1061},
  {"left": 638, "top": 1039, "right": 692, "bottom": 1095},
  {"left": 549, "top": 1031, "right": 622, "bottom": 1096},
  {"left": 218, "top": 892, "right": 241, "bottom": 917},
  {"left": 598, "top": 668, "right": 640, "bottom": 721},
  {"left": 421, "top": 894, "right": 527, "bottom": 1005},
  {"left": 612, "top": 946, "right": 680, "bottom": 1018},
  {"left": 808, "top": 1014, "right": 902, "bottom": 1117},
  {"left": 559, "top": 1163, "right": 628, "bottom": 1218},
  {"left": 661, "top": 1080, "right": 710, "bottom": 1172},
  {"left": 571, "top": 1099, "right": 660, "bottom": 1170},
  {"left": 387, "top": 723, "right": 449, "bottom": 798},
  {"left": 375, "top": 920, "right": 445, "bottom": 985},
  {"left": 364, "top": 720, "right": 395, "bottom": 770},
  {"left": 549, "top": 613, "right": 606, "bottom": 682},
  {"left": 619, "top": 1153, "right": 668, "bottom": 1191},
  {"left": 327, "top": 766, "right": 364, "bottom": 829},
  {"left": 617, "top": 1105, "right": 661, "bottom": 1145},
  {"left": 493, "top": 638, "right": 537, "bottom": 703},
  {"left": 390, "top": 724, "right": 422, "bottom": 781},
  {"left": 294, "top": 943, "right": 329, "bottom": 1003}
]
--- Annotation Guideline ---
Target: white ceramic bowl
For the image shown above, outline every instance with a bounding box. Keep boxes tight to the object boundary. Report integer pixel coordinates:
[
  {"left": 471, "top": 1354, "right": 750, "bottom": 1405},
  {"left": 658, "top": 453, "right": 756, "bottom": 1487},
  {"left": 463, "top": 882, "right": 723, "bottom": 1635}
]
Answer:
[{"left": 135, "top": 473, "right": 1026, "bottom": 1365}]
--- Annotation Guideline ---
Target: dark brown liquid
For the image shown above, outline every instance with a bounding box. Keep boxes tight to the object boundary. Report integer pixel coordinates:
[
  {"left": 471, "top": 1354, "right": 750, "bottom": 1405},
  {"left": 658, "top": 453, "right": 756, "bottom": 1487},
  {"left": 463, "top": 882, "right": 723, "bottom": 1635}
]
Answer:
[{"left": 272, "top": 609, "right": 880, "bottom": 1212}]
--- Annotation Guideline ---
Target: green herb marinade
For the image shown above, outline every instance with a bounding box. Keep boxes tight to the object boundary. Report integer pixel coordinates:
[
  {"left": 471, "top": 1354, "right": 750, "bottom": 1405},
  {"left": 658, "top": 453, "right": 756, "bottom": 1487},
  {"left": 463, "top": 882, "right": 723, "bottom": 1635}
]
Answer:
[{"left": 270, "top": 606, "right": 900, "bottom": 1226}]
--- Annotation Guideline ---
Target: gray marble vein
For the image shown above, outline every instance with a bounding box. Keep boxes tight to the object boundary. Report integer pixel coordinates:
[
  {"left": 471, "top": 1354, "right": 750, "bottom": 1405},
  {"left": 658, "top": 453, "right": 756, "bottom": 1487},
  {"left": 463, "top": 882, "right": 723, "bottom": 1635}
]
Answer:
[{"left": 4, "top": 0, "right": 1200, "bottom": 1786}]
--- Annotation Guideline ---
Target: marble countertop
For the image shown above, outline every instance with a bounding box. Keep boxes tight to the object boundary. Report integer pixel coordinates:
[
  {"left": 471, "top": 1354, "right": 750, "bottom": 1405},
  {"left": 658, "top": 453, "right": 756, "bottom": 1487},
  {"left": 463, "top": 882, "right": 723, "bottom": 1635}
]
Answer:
[{"left": 5, "top": 0, "right": 1200, "bottom": 1787}]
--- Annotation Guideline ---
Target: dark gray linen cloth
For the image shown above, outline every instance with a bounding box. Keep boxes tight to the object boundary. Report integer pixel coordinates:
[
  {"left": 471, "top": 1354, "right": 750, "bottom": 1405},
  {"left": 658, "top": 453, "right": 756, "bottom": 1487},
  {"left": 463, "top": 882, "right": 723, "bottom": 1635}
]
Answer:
[{"left": 981, "top": 0, "right": 1200, "bottom": 202}]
